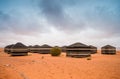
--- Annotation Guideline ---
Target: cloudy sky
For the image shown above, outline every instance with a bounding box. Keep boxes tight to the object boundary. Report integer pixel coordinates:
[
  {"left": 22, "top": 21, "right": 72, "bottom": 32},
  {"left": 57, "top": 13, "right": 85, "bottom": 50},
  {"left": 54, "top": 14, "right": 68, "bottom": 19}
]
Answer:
[{"left": 0, "top": 0, "right": 120, "bottom": 48}]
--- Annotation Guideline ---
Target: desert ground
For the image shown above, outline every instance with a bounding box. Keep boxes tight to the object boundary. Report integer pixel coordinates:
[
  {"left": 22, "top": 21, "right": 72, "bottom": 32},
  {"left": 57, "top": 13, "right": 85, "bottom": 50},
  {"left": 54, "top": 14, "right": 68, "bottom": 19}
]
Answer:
[{"left": 0, "top": 48, "right": 120, "bottom": 79}]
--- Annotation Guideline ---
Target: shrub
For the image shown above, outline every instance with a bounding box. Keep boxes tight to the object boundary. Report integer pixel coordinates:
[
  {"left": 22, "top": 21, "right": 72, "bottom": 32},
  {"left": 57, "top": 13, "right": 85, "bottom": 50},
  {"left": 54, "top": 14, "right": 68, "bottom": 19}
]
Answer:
[
  {"left": 50, "top": 47, "right": 61, "bottom": 56},
  {"left": 41, "top": 56, "right": 44, "bottom": 59},
  {"left": 87, "top": 56, "right": 91, "bottom": 60}
]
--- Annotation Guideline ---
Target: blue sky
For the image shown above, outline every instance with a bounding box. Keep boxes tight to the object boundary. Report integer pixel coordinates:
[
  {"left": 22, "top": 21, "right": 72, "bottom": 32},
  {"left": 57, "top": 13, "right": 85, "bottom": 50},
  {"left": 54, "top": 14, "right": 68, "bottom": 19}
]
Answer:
[{"left": 0, "top": 0, "right": 120, "bottom": 48}]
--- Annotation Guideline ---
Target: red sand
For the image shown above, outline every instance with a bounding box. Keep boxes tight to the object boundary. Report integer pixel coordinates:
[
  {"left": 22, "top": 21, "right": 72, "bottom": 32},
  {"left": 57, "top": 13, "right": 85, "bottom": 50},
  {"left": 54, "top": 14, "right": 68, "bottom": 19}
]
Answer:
[{"left": 0, "top": 48, "right": 120, "bottom": 79}]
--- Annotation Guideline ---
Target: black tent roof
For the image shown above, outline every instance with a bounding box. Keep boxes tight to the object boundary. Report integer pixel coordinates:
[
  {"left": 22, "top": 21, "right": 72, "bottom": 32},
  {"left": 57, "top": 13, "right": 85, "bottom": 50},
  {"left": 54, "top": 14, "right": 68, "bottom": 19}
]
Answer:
[
  {"left": 89, "top": 45, "right": 97, "bottom": 48},
  {"left": 12, "top": 42, "right": 27, "bottom": 48},
  {"left": 40, "top": 44, "right": 52, "bottom": 48},
  {"left": 33, "top": 45, "right": 41, "bottom": 48},
  {"left": 68, "top": 42, "right": 89, "bottom": 47},
  {"left": 102, "top": 45, "right": 116, "bottom": 48},
  {"left": 5, "top": 44, "right": 14, "bottom": 48}
]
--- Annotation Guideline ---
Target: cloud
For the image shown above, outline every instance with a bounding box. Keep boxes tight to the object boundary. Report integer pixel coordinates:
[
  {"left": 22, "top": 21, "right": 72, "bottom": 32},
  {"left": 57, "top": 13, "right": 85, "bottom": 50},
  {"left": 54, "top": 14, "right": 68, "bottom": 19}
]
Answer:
[
  {"left": 0, "top": 11, "right": 11, "bottom": 30},
  {"left": 0, "top": 9, "right": 50, "bottom": 36},
  {"left": 39, "top": 0, "right": 86, "bottom": 33},
  {"left": 0, "top": 11, "right": 10, "bottom": 20},
  {"left": 0, "top": 0, "right": 120, "bottom": 47},
  {"left": 39, "top": 0, "right": 120, "bottom": 36},
  {"left": 85, "top": 1, "right": 120, "bottom": 36}
]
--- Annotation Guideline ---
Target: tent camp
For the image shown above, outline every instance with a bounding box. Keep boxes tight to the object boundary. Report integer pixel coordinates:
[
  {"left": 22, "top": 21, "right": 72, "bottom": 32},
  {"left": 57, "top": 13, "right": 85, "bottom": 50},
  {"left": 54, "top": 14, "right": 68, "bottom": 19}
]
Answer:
[
  {"left": 4, "top": 44, "right": 14, "bottom": 54},
  {"left": 101, "top": 45, "right": 116, "bottom": 54},
  {"left": 38, "top": 44, "right": 52, "bottom": 54},
  {"left": 29, "top": 45, "right": 41, "bottom": 53},
  {"left": 89, "top": 45, "right": 97, "bottom": 54},
  {"left": 66, "top": 42, "right": 91, "bottom": 58},
  {"left": 10, "top": 42, "right": 28, "bottom": 56}
]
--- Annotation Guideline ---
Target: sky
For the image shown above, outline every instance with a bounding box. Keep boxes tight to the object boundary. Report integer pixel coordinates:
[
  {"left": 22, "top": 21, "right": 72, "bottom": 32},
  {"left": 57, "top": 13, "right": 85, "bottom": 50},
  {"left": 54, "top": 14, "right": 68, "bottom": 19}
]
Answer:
[{"left": 0, "top": 0, "right": 120, "bottom": 48}]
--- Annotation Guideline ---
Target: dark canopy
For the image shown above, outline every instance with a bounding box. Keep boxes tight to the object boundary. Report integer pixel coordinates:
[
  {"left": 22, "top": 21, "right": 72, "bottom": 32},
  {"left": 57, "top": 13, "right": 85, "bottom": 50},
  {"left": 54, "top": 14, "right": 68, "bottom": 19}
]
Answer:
[
  {"left": 102, "top": 45, "right": 116, "bottom": 49},
  {"left": 12, "top": 42, "right": 27, "bottom": 48},
  {"left": 5, "top": 44, "right": 14, "bottom": 48},
  {"left": 67, "top": 42, "right": 89, "bottom": 48},
  {"left": 33, "top": 45, "right": 41, "bottom": 48},
  {"left": 89, "top": 45, "right": 97, "bottom": 48},
  {"left": 40, "top": 44, "right": 52, "bottom": 48}
]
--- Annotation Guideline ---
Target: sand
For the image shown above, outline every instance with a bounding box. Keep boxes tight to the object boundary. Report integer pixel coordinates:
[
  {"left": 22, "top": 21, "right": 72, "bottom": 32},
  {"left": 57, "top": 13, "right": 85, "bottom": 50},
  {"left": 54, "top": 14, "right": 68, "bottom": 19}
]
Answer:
[{"left": 0, "top": 48, "right": 120, "bottom": 79}]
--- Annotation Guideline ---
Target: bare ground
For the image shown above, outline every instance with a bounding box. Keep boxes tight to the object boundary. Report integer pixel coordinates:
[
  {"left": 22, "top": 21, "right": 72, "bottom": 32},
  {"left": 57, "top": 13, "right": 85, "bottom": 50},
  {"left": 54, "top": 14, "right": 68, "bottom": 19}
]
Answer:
[{"left": 0, "top": 48, "right": 120, "bottom": 79}]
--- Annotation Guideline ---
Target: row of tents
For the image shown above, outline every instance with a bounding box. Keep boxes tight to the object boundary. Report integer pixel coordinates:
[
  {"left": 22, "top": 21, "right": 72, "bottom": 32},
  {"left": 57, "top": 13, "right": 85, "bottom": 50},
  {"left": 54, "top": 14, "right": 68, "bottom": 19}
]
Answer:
[{"left": 4, "top": 42, "right": 116, "bottom": 57}]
